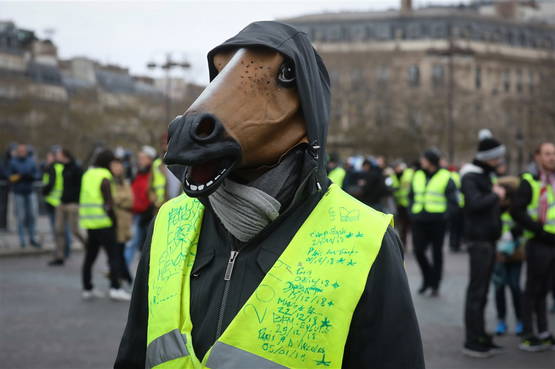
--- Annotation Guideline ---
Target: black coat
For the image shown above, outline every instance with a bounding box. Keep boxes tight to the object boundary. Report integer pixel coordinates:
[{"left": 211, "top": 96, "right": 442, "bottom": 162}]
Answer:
[
  {"left": 360, "top": 166, "right": 390, "bottom": 208},
  {"left": 460, "top": 161, "right": 502, "bottom": 242},
  {"left": 61, "top": 161, "right": 83, "bottom": 204},
  {"left": 116, "top": 21, "right": 424, "bottom": 369}
]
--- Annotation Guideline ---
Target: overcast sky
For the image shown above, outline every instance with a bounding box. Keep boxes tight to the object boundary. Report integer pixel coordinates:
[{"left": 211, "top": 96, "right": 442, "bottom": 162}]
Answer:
[{"left": 1, "top": 0, "right": 469, "bottom": 84}]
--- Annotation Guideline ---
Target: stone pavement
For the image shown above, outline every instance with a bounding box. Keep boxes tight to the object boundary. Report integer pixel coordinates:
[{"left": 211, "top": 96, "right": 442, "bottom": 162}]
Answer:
[{"left": 1, "top": 245, "right": 554, "bottom": 368}]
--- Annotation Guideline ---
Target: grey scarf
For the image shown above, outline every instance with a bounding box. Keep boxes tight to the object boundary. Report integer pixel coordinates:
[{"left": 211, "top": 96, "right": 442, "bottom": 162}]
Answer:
[
  {"left": 208, "top": 179, "right": 281, "bottom": 242},
  {"left": 208, "top": 149, "right": 302, "bottom": 242}
]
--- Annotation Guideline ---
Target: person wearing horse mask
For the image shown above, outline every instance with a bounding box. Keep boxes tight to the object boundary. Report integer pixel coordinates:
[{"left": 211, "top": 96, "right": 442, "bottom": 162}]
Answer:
[{"left": 116, "top": 22, "right": 424, "bottom": 369}]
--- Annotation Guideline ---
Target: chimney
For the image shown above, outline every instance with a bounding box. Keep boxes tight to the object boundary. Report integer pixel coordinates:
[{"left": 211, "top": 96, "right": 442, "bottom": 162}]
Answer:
[{"left": 401, "top": 0, "right": 413, "bottom": 14}]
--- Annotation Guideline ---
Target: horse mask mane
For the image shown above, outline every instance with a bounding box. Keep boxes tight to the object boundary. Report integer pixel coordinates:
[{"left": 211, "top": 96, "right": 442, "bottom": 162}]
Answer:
[{"left": 165, "top": 21, "right": 331, "bottom": 198}]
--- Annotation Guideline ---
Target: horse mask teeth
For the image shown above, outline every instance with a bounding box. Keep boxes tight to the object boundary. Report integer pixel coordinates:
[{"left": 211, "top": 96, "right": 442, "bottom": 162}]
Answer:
[{"left": 165, "top": 21, "right": 331, "bottom": 197}]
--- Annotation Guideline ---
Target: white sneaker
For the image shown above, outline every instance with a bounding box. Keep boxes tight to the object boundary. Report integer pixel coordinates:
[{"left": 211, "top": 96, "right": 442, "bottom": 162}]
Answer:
[
  {"left": 82, "top": 289, "right": 105, "bottom": 300},
  {"left": 109, "top": 288, "right": 131, "bottom": 302}
]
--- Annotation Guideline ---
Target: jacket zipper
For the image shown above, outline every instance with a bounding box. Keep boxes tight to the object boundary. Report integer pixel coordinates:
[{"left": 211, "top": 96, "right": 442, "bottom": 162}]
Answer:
[
  {"left": 216, "top": 248, "right": 239, "bottom": 338},
  {"left": 213, "top": 166, "right": 320, "bottom": 339}
]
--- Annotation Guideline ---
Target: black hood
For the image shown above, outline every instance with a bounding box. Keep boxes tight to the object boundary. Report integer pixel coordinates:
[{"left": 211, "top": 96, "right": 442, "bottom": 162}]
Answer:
[{"left": 206, "top": 21, "right": 331, "bottom": 189}]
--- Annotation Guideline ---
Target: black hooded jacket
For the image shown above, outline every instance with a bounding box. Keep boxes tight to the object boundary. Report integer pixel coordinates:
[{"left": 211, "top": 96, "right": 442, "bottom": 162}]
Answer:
[
  {"left": 460, "top": 160, "right": 502, "bottom": 242},
  {"left": 115, "top": 22, "right": 424, "bottom": 369}
]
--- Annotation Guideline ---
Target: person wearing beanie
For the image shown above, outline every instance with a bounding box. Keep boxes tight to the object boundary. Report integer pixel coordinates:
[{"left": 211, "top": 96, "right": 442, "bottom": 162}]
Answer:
[
  {"left": 460, "top": 129, "right": 507, "bottom": 357},
  {"left": 409, "top": 148, "right": 458, "bottom": 297},
  {"left": 511, "top": 141, "right": 555, "bottom": 352}
]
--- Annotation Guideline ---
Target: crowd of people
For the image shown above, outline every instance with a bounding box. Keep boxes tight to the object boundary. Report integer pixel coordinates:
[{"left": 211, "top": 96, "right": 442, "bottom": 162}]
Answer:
[
  {"left": 1, "top": 141, "right": 176, "bottom": 302},
  {"left": 1, "top": 129, "right": 553, "bottom": 358},
  {"left": 327, "top": 131, "right": 555, "bottom": 357}
]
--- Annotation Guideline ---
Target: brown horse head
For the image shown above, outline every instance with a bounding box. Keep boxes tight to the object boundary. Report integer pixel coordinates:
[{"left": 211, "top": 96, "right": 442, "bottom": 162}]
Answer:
[{"left": 165, "top": 46, "right": 307, "bottom": 197}]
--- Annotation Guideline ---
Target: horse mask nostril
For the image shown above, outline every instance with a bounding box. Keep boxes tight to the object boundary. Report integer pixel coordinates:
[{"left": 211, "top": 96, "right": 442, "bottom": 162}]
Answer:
[
  {"left": 196, "top": 117, "right": 215, "bottom": 138},
  {"left": 190, "top": 114, "right": 222, "bottom": 143}
]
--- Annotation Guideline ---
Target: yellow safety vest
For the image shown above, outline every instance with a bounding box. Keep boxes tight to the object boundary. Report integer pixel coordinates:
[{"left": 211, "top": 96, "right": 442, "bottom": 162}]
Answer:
[
  {"left": 146, "top": 184, "right": 392, "bottom": 369},
  {"left": 450, "top": 172, "right": 465, "bottom": 208},
  {"left": 393, "top": 168, "right": 414, "bottom": 208},
  {"left": 328, "top": 167, "right": 346, "bottom": 188},
  {"left": 151, "top": 158, "right": 167, "bottom": 207},
  {"left": 522, "top": 173, "right": 555, "bottom": 236},
  {"left": 411, "top": 169, "right": 451, "bottom": 214},
  {"left": 79, "top": 167, "right": 113, "bottom": 230},
  {"left": 43, "top": 163, "right": 64, "bottom": 207},
  {"left": 501, "top": 211, "right": 515, "bottom": 235}
]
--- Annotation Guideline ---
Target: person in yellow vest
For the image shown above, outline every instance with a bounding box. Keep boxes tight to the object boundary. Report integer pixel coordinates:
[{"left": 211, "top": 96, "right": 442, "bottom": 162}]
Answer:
[
  {"left": 42, "top": 150, "right": 63, "bottom": 246},
  {"left": 511, "top": 141, "right": 555, "bottom": 351},
  {"left": 391, "top": 160, "right": 414, "bottom": 246},
  {"left": 116, "top": 22, "right": 424, "bottom": 369},
  {"left": 460, "top": 129, "right": 507, "bottom": 357},
  {"left": 80, "top": 149, "right": 131, "bottom": 302},
  {"left": 409, "top": 148, "right": 458, "bottom": 297},
  {"left": 326, "top": 153, "right": 346, "bottom": 188},
  {"left": 149, "top": 155, "right": 168, "bottom": 212},
  {"left": 49, "top": 148, "right": 86, "bottom": 266}
]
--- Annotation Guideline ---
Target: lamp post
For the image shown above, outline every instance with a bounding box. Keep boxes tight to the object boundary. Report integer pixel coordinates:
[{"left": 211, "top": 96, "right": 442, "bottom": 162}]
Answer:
[{"left": 147, "top": 53, "right": 191, "bottom": 124}]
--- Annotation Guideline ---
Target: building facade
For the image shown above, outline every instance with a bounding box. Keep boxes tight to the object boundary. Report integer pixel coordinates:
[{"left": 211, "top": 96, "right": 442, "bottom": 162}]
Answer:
[
  {"left": 285, "top": 1, "right": 555, "bottom": 169},
  {"left": 0, "top": 20, "right": 200, "bottom": 159}
]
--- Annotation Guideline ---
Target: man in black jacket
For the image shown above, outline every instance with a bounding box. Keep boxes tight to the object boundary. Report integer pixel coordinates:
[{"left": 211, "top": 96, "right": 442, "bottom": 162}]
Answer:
[
  {"left": 359, "top": 159, "right": 390, "bottom": 212},
  {"left": 409, "top": 149, "right": 458, "bottom": 297},
  {"left": 511, "top": 141, "right": 555, "bottom": 351},
  {"left": 460, "top": 129, "right": 506, "bottom": 358},
  {"left": 115, "top": 22, "right": 424, "bottom": 369}
]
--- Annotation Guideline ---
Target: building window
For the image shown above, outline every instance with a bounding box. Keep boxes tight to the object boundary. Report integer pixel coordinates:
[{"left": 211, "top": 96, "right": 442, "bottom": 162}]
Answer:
[
  {"left": 516, "top": 69, "right": 523, "bottom": 93},
  {"left": 502, "top": 70, "right": 511, "bottom": 92},
  {"left": 475, "top": 66, "right": 481, "bottom": 90},
  {"left": 431, "top": 64, "right": 445, "bottom": 88},
  {"left": 528, "top": 70, "right": 534, "bottom": 93},
  {"left": 350, "top": 24, "right": 367, "bottom": 41},
  {"left": 375, "top": 23, "right": 391, "bottom": 40},
  {"left": 408, "top": 65, "right": 420, "bottom": 87}
]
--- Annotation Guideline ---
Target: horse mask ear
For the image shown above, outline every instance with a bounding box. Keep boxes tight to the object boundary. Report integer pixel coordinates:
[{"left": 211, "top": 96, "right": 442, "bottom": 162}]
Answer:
[{"left": 188, "top": 47, "right": 307, "bottom": 168}]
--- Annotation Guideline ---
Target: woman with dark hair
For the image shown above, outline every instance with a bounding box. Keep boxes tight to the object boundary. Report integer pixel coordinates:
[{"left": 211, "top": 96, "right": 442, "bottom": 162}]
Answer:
[{"left": 79, "top": 149, "right": 130, "bottom": 301}]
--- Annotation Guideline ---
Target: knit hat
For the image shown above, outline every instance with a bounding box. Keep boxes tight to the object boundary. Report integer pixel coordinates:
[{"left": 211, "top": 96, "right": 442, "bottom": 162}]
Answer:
[
  {"left": 423, "top": 148, "right": 441, "bottom": 167},
  {"left": 141, "top": 145, "right": 157, "bottom": 159},
  {"left": 476, "top": 129, "right": 506, "bottom": 161}
]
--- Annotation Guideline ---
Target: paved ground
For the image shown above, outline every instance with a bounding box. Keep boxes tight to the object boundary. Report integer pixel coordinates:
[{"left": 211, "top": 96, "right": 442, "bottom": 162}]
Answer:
[{"left": 1, "top": 244, "right": 554, "bottom": 369}]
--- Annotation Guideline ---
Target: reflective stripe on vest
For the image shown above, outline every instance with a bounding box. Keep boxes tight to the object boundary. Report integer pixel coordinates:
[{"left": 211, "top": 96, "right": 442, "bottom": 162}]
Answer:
[
  {"left": 44, "top": 163, "right": 64, "bottom": 207},
  {"left": 79, "top": 167, "right": 113, "bottom": 229},
  {"left": 328, "top": 167, "right": 346, "bottom": 187},
  {"left": 151, "top": 158, "right": 167, "bottom": 206},
  {"left": 146, "top": 184, "right": 392, "bottom": 369},
  {"left": 411, "top": 169, "right": 451, "bottom": 214},
  {"left": 522, "top": 173, "right": 555, "bottom": 236},
  {"left": 501, "top": 212, "right": 515, "bottom": 235}
]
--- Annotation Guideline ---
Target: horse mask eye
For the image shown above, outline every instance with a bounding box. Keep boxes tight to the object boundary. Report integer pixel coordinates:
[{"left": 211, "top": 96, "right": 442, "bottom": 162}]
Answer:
[{"left": 277, "top": 61, "right": 296, "bottom": 87}]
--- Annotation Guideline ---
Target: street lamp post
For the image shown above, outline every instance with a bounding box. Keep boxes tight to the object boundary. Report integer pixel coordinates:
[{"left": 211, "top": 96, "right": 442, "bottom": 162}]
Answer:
[{"left": 147, "top": 53, "right": 191, "bottom": 125}]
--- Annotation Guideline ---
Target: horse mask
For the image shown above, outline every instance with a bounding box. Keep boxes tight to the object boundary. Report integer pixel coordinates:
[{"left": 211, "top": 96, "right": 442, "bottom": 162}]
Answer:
[{"left": 165, "top": 21, "right": 331, "bottom": 197}]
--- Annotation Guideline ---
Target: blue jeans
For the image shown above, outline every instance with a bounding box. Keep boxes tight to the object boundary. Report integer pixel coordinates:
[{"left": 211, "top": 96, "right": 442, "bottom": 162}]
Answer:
[
  {"left": 124, "top": 214, "right": 147, "bottom": 266},
  {"left": 14, "top": 193, "right": 37, "bottom": 247},
  {"left": 492, "top": 261, "right": 522, "bottom": 321}
]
